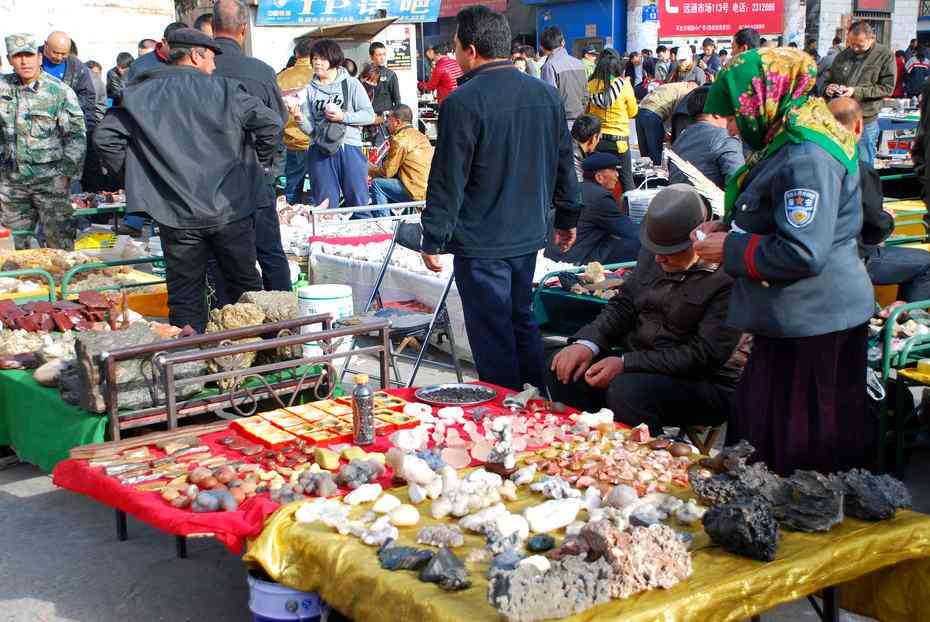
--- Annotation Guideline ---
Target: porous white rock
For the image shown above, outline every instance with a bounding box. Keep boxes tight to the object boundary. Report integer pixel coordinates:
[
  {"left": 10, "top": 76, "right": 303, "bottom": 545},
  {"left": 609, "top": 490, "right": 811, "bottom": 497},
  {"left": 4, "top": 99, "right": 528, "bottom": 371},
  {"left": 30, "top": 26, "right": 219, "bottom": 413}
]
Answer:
[
  {"left": 425, "top": 475, "right": 443, "bottom": 500},
  {"left": 459, "top": 503, "right": 509, "bottom": 533},
  {"left": 494, "top": 512, "right": 530, "bottom": 541},
  {"left": 431, "top": 497, "right": 453, "bottom": 520},
  {"left": 604, "top": 484, "right": 639, "bottom": 509},
  {"left": 294, "top": 498, "right": 349, "bottom": 524},
  {"left": 524, "top": 499, "right": 583, "bottom": 534},
  {"left": 530, "top": 476, "right": 582, "bottom": 500},
  {"left": 390, "top": 427, "right": 429, "bottom": 452},
  {"left": 675, "top": 499, "right": 707, "bottom": 525},
  {"left": 408, "top": 482, "right": 427, "bottom": 504},
  {"left": 372, "top": 493, "right": 402, "bottom": 514},
  {"left": 344, "top": 483, "right": 382, "bottom": 505},
  {"left": 361, "top": 515, "right": 398, "bottom": 546},
  {"left": 399, "top": 455, "right": 438, "bottom": 486},
  {"left": 499, "top": 479, "right": 518, "bottom": 501}
]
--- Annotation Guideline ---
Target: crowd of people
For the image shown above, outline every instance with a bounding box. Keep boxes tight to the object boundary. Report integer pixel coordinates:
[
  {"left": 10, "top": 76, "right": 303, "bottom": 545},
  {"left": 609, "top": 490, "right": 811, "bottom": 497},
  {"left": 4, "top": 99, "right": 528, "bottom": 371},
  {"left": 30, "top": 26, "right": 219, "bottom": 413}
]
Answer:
[{"left": 3, "top": 2, "right": 930, "bottom": 477}]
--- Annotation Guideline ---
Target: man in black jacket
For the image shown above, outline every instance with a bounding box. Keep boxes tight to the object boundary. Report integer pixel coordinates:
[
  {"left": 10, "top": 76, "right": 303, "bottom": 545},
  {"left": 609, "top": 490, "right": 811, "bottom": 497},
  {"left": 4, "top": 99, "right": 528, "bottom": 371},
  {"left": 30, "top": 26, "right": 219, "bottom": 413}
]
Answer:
[
  {"left": 94, "top": 28, "right": 282, "bottom": 332},
  {"left": 369, "top": 41, "right": 402, "bottom": 147},
  {"left": 211, "top": 0, "right": 291, "bottom": 296},
  {"left": 559, "top": 153, "right": 639, "bottom": 265},
  {"left": 106, "top": 52, "right": 134, "bottom": 104},
  {"left": 832, "top": 97, "right": 930, "bottom": 301},
  {"left": 548, "top": 184, "right": 747, "bottom": 434},
  {"left": 422, "top": 6, "right": 580, "bottom": 391}
]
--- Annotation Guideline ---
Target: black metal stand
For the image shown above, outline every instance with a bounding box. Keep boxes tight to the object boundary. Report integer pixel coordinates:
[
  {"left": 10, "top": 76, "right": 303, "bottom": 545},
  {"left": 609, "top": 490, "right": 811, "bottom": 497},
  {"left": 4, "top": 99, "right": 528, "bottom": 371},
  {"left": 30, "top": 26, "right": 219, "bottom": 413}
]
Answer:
[
  {"left": 115, "top": 509, "right": 127, "bottom": 541},
  {"left": 749, "top": 585, "right": 839, "bottom": 622},
  {"left": 807, "top": 586, "right": 840, "bottom": 622},
  {"left": 175, "top": 536, "right": 187, "bottom": 559}
]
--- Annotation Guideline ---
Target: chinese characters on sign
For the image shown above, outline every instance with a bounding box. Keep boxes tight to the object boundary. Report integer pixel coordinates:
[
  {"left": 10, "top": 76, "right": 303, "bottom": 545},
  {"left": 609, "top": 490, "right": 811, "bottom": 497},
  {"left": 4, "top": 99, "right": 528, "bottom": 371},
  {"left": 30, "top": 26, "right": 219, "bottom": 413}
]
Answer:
[
  {"left": 658, "top": 0, "right": 783, "bottom": 36},
  {"left": 257, "top": 0, "right": 441, "bottom": 25}
]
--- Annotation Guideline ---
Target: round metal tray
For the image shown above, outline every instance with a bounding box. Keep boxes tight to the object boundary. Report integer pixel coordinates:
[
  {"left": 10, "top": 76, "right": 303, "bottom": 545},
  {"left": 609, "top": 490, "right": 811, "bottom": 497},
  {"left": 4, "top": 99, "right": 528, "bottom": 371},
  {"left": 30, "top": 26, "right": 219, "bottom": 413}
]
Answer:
[{"left": 414, "top": 383, "right": 497, "bottom": 406}]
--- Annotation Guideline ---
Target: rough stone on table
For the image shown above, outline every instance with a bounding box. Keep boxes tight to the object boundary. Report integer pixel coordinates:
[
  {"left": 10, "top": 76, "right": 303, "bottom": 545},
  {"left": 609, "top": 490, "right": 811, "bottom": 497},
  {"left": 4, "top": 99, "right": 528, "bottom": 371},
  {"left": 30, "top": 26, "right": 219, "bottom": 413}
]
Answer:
[
  {"left": 832, "top": 469, "right": 912, "bottom": 521},
  {"left": 418, "top": 546, "right": 471, "bottom": 591},
  {"left": 489, "top": 548, "right": 524, "bottom": 574},
  {"left": 335, "top": 459, "right": 385, "bottom": 490},
  {"left": 488, "top": 555, "right": 613, "bottom": 622},
  {"left": 703, "top": 496, "right": 779, "bottom": 562},
  {"left": 416, "top": 525, "right": 465, "bottom": 548},
  {"left": 378, "top": 541, "right": 434, "bottom": 571},
  {"left": 780, "top": 470, "right": 844, "bottom": 533}
]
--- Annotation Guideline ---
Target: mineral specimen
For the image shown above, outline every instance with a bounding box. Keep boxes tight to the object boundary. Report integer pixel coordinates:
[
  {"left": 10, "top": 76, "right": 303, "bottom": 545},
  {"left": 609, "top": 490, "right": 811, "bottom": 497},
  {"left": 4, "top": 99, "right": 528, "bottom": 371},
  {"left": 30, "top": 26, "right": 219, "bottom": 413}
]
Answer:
[
  {"left": 416, "top": 525, "right": 465, "bottom": 548},
  {"left": 526, "top": 534, "right": 555, "bottom": 553},
  {"left": 416, "top": 448, "right": 446, "bottom": 471},
  {"left": 372, "top": 493, "right": 402, "bottom": 514},
  {"left": 832, "top": 469, "right": 912, "bottom": 521},
  {"left": 780, "top": 471, "right": 844, "bottom": 533},
  {"left": 530, "top": 476, "right": 582, "bottom": 500},
  {"left": 605, "top": 484, "right": 639, "bottom": 509},
  {"left": 335, "top": 459, "right": 386, "bottom": 490},
  {"left": 419, "top": 547, "right": 471, "bottom": 591},
  {"left": 344, "top": 483, "right": 382, "bottom": 505},
  {"left": 237, "top": 291, "right": 298, "bottom": 324},
  {"left": 511, "top": 463, "right": 537, "bottom": 487},
  {"left": 488, "top": 555, "right": 614, "bottom": 622},
  {"left": 359, "top": 515, "right": 399, "bottom": 546},
  {"left": 675, "top": 499, "right": 707, "bottom": 525},
  {"left": 389, "top": 504, "right": 420, "bottom": 527},
  {"left": 297, "top": 471, "right": 338, "bottom": 498},
  {"left": 703, "top": 496, "right": 779, "bottom": 561},
  {"left": 517, "top": 555, "right": 550, "bottom": 573},
  {"left": 490, "top": 549, "right": 524, "bottom": 573},
  {"left": 459, "top": 503, "right": 509, "bottom": 534},
  {"left": 524, "top": 499, "right": 583, "bottom": 533},
  {"left": 378, "top": 541, "right": 434, "bottom": 571},
  {"left": 486, "top": 416, "right": 517, "bottom": 470},
  {"left": 294, "top": 498, "right": 350, "bottom": 525},
  {"left": 579, "top": 522, "right": 693, "bottom": 598}
]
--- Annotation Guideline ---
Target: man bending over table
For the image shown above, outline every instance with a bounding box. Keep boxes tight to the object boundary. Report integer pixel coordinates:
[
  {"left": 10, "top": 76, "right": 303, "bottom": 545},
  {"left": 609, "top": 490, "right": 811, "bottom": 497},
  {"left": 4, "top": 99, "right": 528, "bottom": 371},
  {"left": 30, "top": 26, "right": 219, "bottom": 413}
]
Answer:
[{"left": 546, "top": 184, "right": 749, "bottom": 435}]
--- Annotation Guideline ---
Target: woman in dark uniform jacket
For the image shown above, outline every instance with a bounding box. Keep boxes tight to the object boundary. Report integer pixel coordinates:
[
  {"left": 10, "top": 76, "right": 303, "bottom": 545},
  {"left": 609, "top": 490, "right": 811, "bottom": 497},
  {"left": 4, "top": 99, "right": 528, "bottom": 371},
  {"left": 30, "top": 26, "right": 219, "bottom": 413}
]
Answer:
[{"left": 692, "top": 48, "right": 875, "bottom": 475}]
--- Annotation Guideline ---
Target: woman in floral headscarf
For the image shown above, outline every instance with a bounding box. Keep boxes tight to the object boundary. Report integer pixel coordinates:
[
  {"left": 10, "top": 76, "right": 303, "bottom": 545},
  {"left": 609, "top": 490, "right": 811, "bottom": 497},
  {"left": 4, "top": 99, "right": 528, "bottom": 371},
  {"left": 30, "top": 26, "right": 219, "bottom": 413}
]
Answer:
[{"left": 691, "top": 48, "right": 875, "bottom": 476}]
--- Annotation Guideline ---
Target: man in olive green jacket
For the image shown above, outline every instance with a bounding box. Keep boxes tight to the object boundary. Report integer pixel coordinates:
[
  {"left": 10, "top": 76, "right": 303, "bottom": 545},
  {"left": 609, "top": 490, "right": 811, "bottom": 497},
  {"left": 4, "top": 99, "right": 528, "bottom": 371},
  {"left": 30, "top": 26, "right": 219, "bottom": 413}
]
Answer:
[{"left": 820, "top": 21, "right": 896, "bottom": 166}]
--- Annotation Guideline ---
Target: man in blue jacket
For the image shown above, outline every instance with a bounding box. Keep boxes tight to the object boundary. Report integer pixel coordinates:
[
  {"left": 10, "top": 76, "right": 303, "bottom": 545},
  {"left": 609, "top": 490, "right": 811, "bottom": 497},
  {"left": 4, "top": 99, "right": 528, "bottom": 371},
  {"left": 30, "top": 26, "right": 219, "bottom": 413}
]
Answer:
[{"left": 421, "top": 5, "right": 581, "bottom": 391}]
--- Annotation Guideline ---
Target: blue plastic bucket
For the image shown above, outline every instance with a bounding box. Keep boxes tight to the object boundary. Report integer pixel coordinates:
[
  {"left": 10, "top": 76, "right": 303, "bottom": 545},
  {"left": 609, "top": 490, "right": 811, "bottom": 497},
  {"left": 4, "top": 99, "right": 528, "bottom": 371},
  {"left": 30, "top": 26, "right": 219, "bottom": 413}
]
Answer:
[{"left": 247, "top": 570, "right": 330, "bottom": 622}]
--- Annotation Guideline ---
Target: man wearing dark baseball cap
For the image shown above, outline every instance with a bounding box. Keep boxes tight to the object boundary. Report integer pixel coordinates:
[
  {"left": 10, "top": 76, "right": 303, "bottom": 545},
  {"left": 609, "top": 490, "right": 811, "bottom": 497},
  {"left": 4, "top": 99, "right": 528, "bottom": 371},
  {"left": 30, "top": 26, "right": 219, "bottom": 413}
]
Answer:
[
  {"left": 95, "top": 24, "right": 282, "bottom": 332},
  {"left": 547, "top": 183, "right": 748, "bottom": 436},
  {"left": 557, "top": 152, "right": 639, "bottom": 265}
]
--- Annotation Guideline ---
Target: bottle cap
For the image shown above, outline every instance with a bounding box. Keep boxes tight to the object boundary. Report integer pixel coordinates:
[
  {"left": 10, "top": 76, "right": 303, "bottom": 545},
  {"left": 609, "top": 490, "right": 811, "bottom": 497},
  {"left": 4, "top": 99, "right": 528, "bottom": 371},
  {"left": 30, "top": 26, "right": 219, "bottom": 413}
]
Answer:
[{"left": 355, "top": 374, "right": 368, "bottom": 384}]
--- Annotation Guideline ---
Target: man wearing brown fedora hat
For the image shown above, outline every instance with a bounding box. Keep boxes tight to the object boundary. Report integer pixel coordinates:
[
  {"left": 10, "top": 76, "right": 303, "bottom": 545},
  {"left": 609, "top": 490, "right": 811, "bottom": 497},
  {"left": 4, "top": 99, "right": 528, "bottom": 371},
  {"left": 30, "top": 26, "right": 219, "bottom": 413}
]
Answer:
[{"left": 547, "top": 184, "right": 750, "bottom": 435}]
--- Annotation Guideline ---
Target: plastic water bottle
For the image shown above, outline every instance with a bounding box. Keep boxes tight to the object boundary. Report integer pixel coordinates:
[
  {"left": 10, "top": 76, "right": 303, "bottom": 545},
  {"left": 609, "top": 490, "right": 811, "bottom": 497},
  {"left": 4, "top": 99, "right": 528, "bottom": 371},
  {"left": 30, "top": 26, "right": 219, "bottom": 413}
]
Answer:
[
  {"left": 351, "top": 374, "right": 374, "bottom": 446},
  {"left": 0, "top": 228, "right": 13, "bottom": 252},
  {"left": 147, "top": 236, "right": 166, "bottom": 278}
]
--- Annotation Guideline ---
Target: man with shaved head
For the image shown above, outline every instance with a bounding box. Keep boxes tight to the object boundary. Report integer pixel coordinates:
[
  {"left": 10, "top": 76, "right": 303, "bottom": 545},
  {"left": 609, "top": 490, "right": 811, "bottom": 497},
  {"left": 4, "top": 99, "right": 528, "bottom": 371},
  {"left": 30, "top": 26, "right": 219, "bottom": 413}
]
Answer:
[
  {"left": 40, "top": 31, "right": 97, "bottom": 134},
  {"left": 830, "top": 96, "right": 930, "bottom": 301},
  {"left": 210, "top": 0, "right": 291, "bottom": 297}
]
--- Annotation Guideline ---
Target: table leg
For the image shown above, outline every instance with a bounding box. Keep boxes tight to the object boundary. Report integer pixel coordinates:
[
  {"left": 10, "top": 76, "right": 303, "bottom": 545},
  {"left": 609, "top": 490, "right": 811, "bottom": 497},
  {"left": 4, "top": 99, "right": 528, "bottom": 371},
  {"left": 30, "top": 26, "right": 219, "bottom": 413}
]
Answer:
[
  {"left": 115, "top": 509, "right": 127, "bottom": 541},
  {"left": 176, "top": 535, "right": 187, "bottom": 559},
  {"left": 822, "top": 586, "right": 839, "bottom": 622}
]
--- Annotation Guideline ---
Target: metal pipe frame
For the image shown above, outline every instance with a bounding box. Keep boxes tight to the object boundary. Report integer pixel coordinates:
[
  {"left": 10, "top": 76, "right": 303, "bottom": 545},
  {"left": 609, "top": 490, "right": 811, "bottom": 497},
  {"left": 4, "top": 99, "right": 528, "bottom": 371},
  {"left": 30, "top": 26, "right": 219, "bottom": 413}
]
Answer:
[
  {"left": 101, "top": 314, "right": 333, "bottom": 440},
  {"left": 60, "top": 256, "right": 167, "bottom": 299}
]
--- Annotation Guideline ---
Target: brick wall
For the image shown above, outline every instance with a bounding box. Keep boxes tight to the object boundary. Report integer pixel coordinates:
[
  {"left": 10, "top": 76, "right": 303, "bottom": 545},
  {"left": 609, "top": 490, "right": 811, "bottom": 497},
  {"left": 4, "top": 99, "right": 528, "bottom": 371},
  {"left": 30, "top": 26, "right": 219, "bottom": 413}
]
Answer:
[{"left": 815, "top": 0, "right": 917, "bottom": 52}]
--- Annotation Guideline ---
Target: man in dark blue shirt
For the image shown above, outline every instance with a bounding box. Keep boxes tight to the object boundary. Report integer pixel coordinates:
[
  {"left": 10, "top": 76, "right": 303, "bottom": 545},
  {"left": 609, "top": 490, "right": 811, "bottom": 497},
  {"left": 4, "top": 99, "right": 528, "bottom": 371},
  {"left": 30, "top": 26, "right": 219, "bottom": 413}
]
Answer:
[{"left": 421, "top": 6, "right": 580, "bottom": 390}]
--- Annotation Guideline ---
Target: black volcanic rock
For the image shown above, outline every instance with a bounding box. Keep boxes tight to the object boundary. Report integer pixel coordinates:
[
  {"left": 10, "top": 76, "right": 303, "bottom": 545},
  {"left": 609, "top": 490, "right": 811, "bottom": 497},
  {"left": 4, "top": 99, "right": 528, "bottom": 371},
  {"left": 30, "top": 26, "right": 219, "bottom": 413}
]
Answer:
[
  {"left": 703, "top": 496, "right": 779, "bottom": 562},
  {"left": 832, "top": 469, "right": 912, "bottom": 521}
]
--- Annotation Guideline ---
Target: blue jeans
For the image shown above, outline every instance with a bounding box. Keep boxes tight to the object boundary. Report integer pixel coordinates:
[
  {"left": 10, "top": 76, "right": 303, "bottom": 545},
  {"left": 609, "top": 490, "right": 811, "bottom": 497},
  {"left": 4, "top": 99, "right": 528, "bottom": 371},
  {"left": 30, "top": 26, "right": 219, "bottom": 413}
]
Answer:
[
  {"left": 306, "top": 144, "right": 377, "bottom": 218},
  {"left": 370, "top": 177, "right": 412, "bottom": 209},
  {"left": 283, "top": 149, "right": 309, "bottom": 205},
  {"left": 453, "top": 252, "right": 545, "bottom": 391},
  {"left": 865, "top": 246, "right": 930, "bottom": 302},
  {"left": 858, "top": 120, "right": 880, "bottom": 167}
]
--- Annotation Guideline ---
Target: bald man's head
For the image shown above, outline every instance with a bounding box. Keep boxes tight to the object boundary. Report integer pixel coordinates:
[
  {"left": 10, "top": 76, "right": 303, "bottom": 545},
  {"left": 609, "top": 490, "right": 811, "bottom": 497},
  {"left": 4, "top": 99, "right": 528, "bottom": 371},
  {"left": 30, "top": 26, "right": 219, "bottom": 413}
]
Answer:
[
  {"left": 828, "top": 96, "right": 864, "bottom": 139},
  {"left": 44, "top": 31, "right": 72, "bottom": 65},
  {"left": 213, "top": 0, "right": 248, "bottom": 43}
]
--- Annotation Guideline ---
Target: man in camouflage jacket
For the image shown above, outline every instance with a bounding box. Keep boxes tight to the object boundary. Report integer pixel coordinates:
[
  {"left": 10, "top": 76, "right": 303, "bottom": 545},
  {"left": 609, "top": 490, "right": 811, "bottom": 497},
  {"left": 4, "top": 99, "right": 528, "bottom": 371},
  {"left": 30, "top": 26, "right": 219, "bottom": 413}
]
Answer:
[{"left": 0, "top": 33, "right": 86, "bottom": 249}]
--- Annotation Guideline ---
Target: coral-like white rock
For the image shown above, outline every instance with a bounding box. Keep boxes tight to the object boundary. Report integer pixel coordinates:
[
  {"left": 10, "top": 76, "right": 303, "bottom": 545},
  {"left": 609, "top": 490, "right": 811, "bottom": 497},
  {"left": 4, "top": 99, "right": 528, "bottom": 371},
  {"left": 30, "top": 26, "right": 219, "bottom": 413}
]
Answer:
[
  {"left": 494, "top": 512, "right": 530, "bottom": 540},
  {"left": 425, "top": 476, "right": 443, "bottom": 500},
  {"left": 530, "top": 476, "right": 582, "bottom": 500},
  {"left": 408, "top": 482, "right": 427, "bottom": 505},
  {"left": 431, "top": 497, "right": 453, "bottom": 520},
  {"left": 294, "top": 498, "right": 349, "bottom": 524},
  {"left": 499, "top": 479, "right": 518, "bottom": 501},
  {"left": 675, "top": 499, "right": 707, "bottom": 525},
  {"left": 459, "top": 503, "right": 509, "bottom": 533},
  {"left": 360, "top": 515, "right": 398, "bottom": 546},
  {"left": 511, "top": 463, "right": 538, "bottom": 486}
]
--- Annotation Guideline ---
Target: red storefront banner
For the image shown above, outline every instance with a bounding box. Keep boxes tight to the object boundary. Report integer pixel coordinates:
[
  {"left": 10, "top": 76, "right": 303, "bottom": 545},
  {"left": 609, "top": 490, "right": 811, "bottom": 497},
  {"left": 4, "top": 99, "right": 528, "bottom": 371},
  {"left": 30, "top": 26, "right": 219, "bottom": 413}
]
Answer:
[
  {"left": 658, "top": 0, "right": 784, "bottom": 37},
  {"left": 439, "top": 0, "right": 506, "bottom": 18}
]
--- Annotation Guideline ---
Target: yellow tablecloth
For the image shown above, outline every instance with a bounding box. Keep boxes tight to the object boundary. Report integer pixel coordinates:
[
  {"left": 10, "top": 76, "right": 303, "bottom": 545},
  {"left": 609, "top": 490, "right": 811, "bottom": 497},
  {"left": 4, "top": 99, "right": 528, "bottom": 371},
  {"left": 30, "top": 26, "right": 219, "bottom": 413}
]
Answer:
[{"left": 244, "top": 483, "right": 930, "bottom": 622}]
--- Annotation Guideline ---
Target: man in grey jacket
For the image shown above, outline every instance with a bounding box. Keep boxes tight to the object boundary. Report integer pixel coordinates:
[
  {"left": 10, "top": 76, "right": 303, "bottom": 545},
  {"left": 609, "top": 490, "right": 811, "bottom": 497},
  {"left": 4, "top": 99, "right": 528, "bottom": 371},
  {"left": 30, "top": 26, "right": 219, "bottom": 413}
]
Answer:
[
  {"left": 668, "top": 86, "right": 744, "bottom": 191},
  {"left": 539, "top": 26, "right": 589, "bottom": 128}
]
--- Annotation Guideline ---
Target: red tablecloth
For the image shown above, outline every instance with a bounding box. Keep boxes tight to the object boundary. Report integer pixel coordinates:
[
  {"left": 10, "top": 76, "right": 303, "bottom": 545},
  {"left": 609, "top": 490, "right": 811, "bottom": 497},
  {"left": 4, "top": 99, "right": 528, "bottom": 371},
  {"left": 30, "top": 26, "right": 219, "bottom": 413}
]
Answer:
[
  {"left": 307, "top": 233, "right": 392, "bottom": 246},
  {"left": 52, "top": 383, "right": 566, "bottom": 554}
]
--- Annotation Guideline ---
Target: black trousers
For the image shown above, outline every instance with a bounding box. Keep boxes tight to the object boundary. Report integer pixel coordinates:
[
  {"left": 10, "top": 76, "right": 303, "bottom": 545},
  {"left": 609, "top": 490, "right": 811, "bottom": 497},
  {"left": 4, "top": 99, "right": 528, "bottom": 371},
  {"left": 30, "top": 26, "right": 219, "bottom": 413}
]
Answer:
[
  {"left": 160, "top": 216, "right": 263, "bottom": 332},
  {"left": 453, "top": 252, "right": 545, "bottom": 391},
  {"left": 596, "top": 136, "right": 635, "bottom": 195},
  {"left": 545, "top": 352, "right": 733, "bottom": 436}
]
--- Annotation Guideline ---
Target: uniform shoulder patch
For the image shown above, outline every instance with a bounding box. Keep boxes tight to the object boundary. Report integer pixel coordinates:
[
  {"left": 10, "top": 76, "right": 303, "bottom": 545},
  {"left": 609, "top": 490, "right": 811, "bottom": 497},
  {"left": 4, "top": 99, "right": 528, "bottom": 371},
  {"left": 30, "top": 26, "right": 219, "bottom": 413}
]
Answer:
[{"left": 784, "top": 188, "right": 819, "bottom": 228}]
